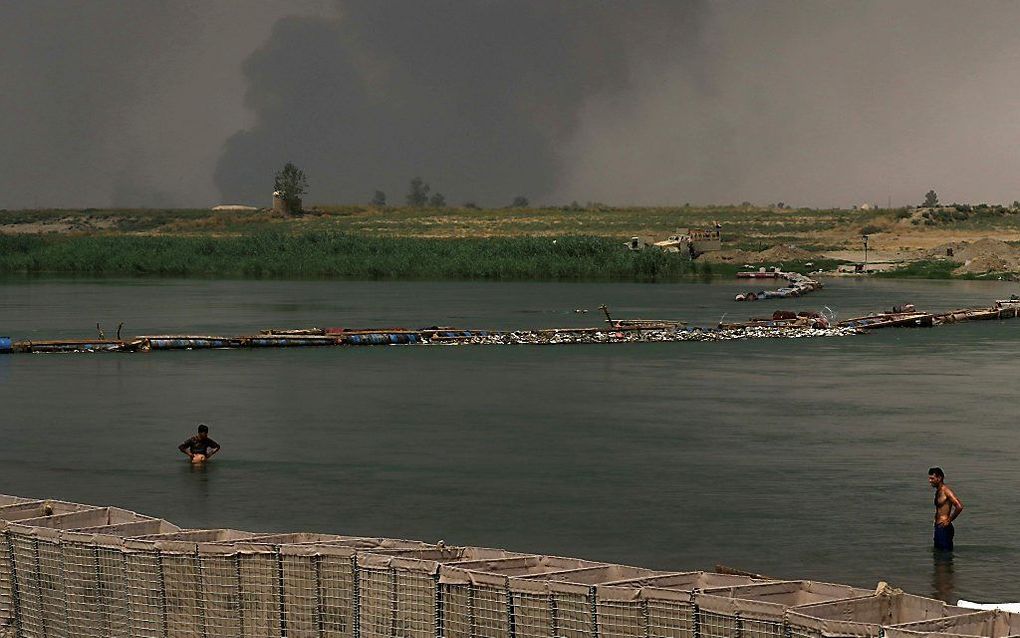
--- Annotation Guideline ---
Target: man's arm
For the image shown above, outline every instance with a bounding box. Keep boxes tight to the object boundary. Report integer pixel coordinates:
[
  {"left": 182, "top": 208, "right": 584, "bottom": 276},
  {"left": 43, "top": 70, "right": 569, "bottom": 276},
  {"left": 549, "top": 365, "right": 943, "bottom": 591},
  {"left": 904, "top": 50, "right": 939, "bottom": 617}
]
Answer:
[
  {"left": 946, "top": 487, "right": 964, "bottom": 522},
  {"left": 179, "top": 440, "right": 193, "bottom": 458},
  {"left": 205, "top": 439, "right": 220, "bottom": 458}
]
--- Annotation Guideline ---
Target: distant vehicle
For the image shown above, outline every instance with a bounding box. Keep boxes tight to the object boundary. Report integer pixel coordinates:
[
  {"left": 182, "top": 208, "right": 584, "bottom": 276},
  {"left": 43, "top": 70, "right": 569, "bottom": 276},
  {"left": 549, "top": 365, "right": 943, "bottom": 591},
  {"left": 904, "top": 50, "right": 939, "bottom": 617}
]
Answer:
[{"left": 624, "top": 227, "right": 722, "bottom": 259}]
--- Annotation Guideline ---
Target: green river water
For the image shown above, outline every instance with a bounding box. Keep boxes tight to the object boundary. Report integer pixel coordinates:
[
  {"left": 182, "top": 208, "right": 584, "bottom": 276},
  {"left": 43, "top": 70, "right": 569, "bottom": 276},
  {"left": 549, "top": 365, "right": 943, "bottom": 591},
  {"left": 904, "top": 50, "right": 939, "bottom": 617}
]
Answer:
[{"left": 1, "top": 276, "right": 1019, "bottom": 602}]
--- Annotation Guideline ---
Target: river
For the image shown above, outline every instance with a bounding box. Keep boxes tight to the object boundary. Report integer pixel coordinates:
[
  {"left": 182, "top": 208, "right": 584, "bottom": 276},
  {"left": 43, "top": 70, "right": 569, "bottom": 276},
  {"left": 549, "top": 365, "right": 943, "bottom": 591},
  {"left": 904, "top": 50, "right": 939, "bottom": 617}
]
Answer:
[{"left": 1, "top": 276, "right": 1018, "bottom": 603}]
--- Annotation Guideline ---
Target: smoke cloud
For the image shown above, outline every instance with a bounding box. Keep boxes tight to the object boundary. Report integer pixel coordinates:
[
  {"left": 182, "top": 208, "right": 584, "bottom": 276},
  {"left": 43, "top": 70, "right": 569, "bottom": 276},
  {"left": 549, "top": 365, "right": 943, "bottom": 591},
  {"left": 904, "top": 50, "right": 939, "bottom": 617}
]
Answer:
[
  {"left": 557, "top": 1, "right": 1020, "bottom": 208},
  {"left": 0, "top": 0, "right": 332, "bottom": 209},
  {"left": 213, "top": 1, "right": 701, "bottom": 207},
  {"left": 3, "top": 2, "right": 1020, "bottom": 209}
]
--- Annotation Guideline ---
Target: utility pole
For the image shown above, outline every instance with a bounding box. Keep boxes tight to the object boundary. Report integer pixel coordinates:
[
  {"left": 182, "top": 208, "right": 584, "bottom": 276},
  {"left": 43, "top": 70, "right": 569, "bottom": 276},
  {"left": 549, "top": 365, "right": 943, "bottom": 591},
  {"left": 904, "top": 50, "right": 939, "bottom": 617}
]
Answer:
[{"left": 862, "top": 234, "right": 870, "bottom": 268}]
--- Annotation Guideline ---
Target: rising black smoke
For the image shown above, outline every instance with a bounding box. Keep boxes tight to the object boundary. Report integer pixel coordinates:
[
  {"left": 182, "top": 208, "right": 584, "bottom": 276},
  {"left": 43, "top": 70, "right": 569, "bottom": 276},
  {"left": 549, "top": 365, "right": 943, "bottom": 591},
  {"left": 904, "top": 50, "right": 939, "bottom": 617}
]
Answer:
[
  {"left": 4, "top": 2, "right": 1020, "bottom": 209},
  {"left": 214, "top": 1, "right": 706, "bottom": 207}
]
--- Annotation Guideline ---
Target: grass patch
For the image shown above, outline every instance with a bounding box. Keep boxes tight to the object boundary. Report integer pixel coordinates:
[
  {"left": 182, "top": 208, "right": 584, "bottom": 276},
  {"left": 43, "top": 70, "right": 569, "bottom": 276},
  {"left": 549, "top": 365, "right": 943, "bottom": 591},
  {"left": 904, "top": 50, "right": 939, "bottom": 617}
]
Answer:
[
  {"left": 0, "top": 232, "right": 733, "bottom": 281},
  {"left": 875, "top": 259, "right": 960, "bottom": 279}
]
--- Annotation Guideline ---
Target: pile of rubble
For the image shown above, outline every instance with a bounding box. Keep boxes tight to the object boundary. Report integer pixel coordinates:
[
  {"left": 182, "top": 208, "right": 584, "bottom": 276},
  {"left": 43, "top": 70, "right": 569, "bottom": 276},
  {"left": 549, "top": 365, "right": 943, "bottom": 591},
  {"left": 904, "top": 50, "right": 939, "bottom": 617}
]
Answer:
[{"left": 927, "top": 238, "right": 1020, "bottom": 275}]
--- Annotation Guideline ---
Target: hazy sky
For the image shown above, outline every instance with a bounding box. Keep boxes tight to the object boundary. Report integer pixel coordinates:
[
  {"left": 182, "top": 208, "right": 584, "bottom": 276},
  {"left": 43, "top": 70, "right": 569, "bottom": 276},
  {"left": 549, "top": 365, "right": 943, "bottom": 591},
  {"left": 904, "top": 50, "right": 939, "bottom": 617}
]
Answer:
[{"left": 3, "top": 1, "right": 1020, "bottom": 209}]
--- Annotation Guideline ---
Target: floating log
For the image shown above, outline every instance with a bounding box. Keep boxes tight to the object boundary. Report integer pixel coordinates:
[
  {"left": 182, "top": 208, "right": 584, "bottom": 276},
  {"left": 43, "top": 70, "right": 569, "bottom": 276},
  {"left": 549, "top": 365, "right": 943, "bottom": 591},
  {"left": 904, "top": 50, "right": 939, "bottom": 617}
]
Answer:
[
  {"left": 137, "top": 335, "right": 241, "bottom": 350},
  {"left": 343, "top": 332, "right": 425, "bottom": 345},
  {"left": 242, "top": 335, "right": 339, "bottom": 347},
  {"left": 13, "top": 339, "right": 133, "bottom": 353},
  {"left": 837, "top": 312, "right": 934, "bottom": 329},
  {"left": 259, "top": 328, "right": 326, "bottom": 336},
  {"left": 933, "top": 306, "right": 1019, "bottom": 324}
]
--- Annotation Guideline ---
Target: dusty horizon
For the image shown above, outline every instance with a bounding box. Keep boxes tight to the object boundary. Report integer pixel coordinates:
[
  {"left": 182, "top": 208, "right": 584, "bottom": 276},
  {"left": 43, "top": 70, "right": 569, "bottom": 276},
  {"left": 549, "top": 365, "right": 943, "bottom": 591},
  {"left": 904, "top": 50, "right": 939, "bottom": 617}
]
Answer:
[{"left": 3, "top": 1, "right": 1019, "bottom": 210}]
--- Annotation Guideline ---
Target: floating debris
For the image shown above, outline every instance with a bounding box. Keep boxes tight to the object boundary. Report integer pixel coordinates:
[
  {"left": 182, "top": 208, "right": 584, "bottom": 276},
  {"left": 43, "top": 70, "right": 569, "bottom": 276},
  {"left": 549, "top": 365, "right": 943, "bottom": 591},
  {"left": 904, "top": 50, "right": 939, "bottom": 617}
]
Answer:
[
  {"left": 457, "top": 325, "right": 860, "bottom": 345},
  {"left": 735, "top": 268, "right": 823, "bottom": 301},
  {"left": 4, "top": 298, "right": 1018, "bottom": 354}
]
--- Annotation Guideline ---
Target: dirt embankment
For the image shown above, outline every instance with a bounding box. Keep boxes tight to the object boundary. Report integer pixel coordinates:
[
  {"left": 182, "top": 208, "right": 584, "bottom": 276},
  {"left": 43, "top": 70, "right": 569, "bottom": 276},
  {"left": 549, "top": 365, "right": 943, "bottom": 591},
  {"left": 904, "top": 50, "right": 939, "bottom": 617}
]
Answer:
[
  {"left": 0, "top": 216, "right": 119, "bottom": 234},
  {"left": 701, "top": 244, "right": 816, "bottom": 265},
  {"left": 927, "top": 238, "right": 1020, "bottom": 275}
]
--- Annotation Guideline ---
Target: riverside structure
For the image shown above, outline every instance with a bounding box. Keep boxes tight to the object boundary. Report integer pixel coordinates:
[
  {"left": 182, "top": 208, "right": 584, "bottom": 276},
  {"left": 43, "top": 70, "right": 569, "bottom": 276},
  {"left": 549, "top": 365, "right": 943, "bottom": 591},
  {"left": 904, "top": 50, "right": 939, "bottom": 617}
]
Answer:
[{"left": 0, "top": 493, "right": 1013, "bottom": 638}]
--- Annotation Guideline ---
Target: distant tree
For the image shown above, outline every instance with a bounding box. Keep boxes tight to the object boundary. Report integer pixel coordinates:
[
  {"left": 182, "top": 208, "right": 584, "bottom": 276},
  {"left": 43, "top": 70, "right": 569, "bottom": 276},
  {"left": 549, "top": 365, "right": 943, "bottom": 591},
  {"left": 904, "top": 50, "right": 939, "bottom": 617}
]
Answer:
[
  {"left": 1013, "top": 200, "right": 1020, "bottom": 211},
  {"left": 776, "top": 202, "right": 786, "bottom": 209},
  {"left": 274, "top": 162, "right": 308, "bottom": 211},
  {"left": 463, "top": 201, "right": 480, "bottom": 210},
  {"left": 923, "top": 189, "right": 939, "bottom": 208},
  {"left": 428, "top": 192, "right": 446, "bottom": 207},
  {"left": 406, "top": 177, "right": 430, "bottom": 207},
  {"left": 510, "top": 196, "right": 529, "bottom": 208},
  {"left": 370, "top": 190, "right": 387, "bottom": 207}
]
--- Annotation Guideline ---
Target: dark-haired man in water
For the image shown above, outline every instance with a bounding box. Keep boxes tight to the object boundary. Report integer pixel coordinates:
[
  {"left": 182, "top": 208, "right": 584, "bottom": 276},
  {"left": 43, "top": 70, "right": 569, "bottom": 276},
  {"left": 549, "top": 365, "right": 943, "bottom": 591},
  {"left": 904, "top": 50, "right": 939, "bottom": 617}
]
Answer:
[
  {"left": 179, "top": 424, "right": 220, "bottom": 463},
  {"left": 929, "top": 467, "right": 963, "bottom": 551}
]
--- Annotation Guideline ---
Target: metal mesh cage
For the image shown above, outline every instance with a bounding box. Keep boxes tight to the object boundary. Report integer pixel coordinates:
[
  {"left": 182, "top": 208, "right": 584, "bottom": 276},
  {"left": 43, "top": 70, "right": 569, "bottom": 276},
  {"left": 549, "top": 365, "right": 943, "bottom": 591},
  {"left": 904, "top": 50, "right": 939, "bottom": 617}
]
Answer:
[{"left": 0, "top": 493, "right": 984, "bottom": 638}]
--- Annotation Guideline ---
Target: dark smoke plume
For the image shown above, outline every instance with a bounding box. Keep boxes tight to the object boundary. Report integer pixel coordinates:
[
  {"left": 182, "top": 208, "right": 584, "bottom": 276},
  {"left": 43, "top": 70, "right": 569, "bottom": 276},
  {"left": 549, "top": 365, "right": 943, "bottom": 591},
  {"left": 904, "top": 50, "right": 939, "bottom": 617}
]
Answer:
[
  {"left": 214, "top": 1, "right": 705, "bottom": 207},
  {"left": 5, "top": 2, "right": 1020, "bottom": 209}
]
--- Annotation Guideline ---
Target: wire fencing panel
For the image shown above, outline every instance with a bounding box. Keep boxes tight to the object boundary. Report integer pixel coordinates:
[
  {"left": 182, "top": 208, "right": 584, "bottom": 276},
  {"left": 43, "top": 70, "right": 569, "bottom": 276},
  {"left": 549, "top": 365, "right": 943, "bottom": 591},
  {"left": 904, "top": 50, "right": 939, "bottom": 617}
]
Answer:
[
  {"left": 236, "top": 545, "right": 283, "bottom": 638},
  {"left": 95, "top": 542, "right": 130, "bottom": 638},
  {"left": 59, "top": 535, "right": 104, "bottom": 638},
  {"left": 551, "top": 584, "right": 591, "bottom": 638},
  {"left": 358, "top": 561, "right": 393, "bottom": 638},
  {"left": 10, "top": 529, "right": 44, "bottom": 638},
  {"left": 278, "top": 544, "right": 352, "bottom": 638},
  {"left": 439, "top": 569, "right": 510, "bottom": 638},
  {"left": 35, "top": 532, "right": 68, "bottom": 638},
  {"left": 279, "top": 544, "right": 360, "bottom": 638},
  {"left": 694, "top": 595, "right": 790, "bottom": 638},
  {"left": 394, "top": 565, "right": 435, "bottom": 638},
  {"left": 124, "top": 540, "right": 167, "bottom": 638},
  {"left": 510, "top": 579, "right": 555, "bottom": 638},
  {"left": 596, "top": 586, "right": 644, "bottom": 638},
  {"left": 159, "top": 542, "right": 203, "bottom": 638},
  {"left": 0, "top": 531, "right": 14, "bottom": 628},
  {"left": 645, "top": 590, "right": 694, "bottom": 638},
  {"left": 198, "top": 544, "right": 243, "bottom": 638},
  {"left": 356, "top": 555, "right": 440, "bottom": 638}
]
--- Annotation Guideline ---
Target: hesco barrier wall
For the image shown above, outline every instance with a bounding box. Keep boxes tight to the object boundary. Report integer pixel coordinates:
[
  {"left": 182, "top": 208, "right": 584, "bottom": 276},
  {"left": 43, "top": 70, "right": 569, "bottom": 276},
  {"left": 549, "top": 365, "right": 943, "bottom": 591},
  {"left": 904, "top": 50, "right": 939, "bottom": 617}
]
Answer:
[{"left": 0, "top": 494, "right": 1000, "bottom": 638}]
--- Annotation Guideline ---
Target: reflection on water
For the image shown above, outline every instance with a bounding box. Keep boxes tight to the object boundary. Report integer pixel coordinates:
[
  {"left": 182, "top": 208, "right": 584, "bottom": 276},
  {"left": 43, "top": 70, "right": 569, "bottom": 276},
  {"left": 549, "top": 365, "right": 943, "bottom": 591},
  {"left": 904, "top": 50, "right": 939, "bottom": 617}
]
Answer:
[
  {"left": 184, "top": 460, "right": 214, "bottom": 514},
  {"left": 2, "top": 277, "right": 1020, "bottom": 599},
  {"left": 932, "top": 550, "right": 956, "bottom": 603}
]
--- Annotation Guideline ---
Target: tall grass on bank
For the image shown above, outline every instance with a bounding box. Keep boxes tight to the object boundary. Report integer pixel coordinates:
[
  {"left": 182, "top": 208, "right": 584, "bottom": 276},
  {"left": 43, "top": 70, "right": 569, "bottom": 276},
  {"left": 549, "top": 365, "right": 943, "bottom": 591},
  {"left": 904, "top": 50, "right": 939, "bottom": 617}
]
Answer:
[{"left": 0, "top": 232, "right": 737, "bottom": 281}]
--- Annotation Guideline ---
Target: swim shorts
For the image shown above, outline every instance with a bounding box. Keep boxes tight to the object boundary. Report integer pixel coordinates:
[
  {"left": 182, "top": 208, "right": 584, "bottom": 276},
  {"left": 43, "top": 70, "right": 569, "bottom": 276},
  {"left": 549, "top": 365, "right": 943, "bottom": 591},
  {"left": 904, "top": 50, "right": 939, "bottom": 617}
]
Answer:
[{"left": 933, "top": 523, "right": 954, "bottom": 551}]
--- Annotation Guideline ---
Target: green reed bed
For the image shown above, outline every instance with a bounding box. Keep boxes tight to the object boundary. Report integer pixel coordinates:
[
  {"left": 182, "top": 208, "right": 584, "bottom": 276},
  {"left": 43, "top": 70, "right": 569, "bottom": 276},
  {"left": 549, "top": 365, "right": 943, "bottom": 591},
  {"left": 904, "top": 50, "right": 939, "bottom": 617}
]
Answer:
[{"left": 0, "top": 232, "right": 739, "bottom": 281}]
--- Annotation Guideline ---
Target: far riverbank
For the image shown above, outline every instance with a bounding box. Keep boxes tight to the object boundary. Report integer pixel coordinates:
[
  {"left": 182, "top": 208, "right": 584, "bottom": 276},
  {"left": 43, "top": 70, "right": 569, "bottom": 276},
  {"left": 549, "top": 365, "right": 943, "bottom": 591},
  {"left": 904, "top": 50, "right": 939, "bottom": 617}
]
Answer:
[{"left": 3, "top": 203, "right": 1015, "bottom": 280}]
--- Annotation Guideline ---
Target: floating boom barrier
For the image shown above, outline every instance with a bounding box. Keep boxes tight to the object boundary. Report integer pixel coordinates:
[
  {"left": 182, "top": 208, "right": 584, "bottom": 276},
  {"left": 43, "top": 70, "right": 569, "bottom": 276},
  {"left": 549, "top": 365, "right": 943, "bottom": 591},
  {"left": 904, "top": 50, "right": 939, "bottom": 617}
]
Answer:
[
  {"left": 2, "top": 298, "right": 1019, "bottom": 355},
  {"left": 0, "top": 491, "right": 1003, "bottom": 638},
  {"left": 735, "top": 269, "right": 823, "bottom": 301}
]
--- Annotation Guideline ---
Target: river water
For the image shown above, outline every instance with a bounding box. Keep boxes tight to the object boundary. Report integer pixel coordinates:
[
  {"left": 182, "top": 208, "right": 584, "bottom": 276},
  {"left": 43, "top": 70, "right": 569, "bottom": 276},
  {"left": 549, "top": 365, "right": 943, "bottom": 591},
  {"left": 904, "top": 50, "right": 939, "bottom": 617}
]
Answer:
[{"left": 1, "top": 276, "right": 1019, "bottom": 603}]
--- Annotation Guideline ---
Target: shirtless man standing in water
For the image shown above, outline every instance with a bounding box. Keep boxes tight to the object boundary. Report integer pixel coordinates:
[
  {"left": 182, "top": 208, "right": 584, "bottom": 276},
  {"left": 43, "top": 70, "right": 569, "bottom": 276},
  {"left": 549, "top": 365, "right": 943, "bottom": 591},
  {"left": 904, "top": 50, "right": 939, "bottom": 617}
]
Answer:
[{"left": 929, "top": 467, "right": 964, "bottom": 551}]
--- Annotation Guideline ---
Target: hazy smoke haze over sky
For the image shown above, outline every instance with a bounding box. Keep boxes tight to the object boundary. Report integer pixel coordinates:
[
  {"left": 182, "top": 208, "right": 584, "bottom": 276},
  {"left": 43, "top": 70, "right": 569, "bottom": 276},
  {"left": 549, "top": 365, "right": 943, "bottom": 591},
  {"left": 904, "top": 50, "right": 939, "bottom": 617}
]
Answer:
[{"left": 3, "top": 1, "right": 1020, "bottom": 209}]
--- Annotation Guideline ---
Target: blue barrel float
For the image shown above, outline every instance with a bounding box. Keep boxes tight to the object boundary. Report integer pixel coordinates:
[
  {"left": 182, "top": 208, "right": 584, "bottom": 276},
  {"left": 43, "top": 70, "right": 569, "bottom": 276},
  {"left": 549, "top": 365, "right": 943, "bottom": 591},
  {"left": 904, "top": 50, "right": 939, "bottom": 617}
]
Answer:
[{"left": 0, "top": 337, "right": 11, "bottom": 353}]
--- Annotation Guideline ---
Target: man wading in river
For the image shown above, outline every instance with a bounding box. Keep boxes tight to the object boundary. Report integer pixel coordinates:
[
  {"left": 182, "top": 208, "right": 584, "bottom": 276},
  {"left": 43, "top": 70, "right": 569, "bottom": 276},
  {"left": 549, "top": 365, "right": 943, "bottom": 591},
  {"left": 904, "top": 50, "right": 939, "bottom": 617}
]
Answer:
[
  {"left": 929, "top": 467, "right": 963, "bottom": 551},
  {"left": 179, "top": 424, "right": 220, "bottom": 464}
]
